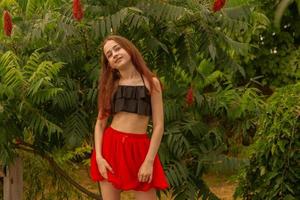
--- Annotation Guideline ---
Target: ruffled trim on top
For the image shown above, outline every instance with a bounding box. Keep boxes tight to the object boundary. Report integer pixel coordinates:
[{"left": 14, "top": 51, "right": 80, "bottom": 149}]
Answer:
[{"left": 111, "top": 85, "right": 152, "bottom": 116}]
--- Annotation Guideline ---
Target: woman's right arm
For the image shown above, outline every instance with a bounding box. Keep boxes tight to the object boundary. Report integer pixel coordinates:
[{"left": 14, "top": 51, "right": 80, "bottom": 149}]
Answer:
[
  {"left": 94, "top": 117, "right": 106, "bottom": 160},
  {"left": 94, "top": 115, "right": 114, "bottom": 179}
]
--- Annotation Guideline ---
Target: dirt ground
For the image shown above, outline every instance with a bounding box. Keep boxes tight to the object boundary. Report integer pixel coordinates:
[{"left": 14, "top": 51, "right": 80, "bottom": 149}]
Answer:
[{"left": 202, "top": 173, "right": 237, "bottom": 200}]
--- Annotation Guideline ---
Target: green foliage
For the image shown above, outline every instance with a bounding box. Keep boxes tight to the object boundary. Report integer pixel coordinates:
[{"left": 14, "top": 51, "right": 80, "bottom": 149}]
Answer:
[
  {"left": 274, "top": 0, "right": 300, "bottom": 28},
  {"left": 235, "top": 82, "right": 300, "bottom": 199},
  {"left": 22, "top": 152, "right": 85, "bottom": 200},
  {"left": 201, "top": 154, "right": 248, "bottom": 175},
  {"left": 1, "top": 0, "right": 294, "bottom": 199},
  {"left": 159, "top": 58, "right": 263, "bottom": 199},
  {"left": 240, "top": 0, "right": 300, "bottom": 87},
  {"left": 0, "top": 50, "right": 65, "bottom": 161}
]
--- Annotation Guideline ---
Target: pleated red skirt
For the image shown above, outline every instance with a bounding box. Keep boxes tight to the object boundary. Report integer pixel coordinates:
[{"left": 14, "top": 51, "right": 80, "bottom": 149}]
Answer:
[{"left": 90, "top": 126, "right": 169, "bottom": 191}]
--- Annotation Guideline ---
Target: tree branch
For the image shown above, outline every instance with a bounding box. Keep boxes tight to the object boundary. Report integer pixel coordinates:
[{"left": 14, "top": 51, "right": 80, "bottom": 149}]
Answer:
[{"left": 14, "top": 143, "right": 102, "bottom": 200}]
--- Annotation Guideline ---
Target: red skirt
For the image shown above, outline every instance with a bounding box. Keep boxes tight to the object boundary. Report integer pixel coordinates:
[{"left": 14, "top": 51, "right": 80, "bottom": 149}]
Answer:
[{"left": 90, "top": 126, "right": 169, "bottom": 191}]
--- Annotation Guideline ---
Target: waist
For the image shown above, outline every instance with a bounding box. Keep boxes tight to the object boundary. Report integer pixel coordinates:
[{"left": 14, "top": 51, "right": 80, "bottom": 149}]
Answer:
[
  {"left": 106, "top": 126, "right": 148, "bottom": 138},
  {"left": 110, "top": 112, "right": 149, "bottom": 134}
]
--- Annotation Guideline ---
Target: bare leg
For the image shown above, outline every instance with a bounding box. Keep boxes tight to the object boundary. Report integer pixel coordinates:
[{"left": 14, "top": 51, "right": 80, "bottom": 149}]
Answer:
[
  {"left": 134, "top": 189, "right": 157, "bottom": 200},
  {"left": 100, "top": 181, "right": 121, "bottom": 200}
]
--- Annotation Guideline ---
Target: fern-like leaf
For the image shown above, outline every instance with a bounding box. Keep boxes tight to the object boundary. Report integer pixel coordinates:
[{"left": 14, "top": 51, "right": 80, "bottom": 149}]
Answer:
[{"left": 0, "top": 51, "right": 23, "bottom": 90}]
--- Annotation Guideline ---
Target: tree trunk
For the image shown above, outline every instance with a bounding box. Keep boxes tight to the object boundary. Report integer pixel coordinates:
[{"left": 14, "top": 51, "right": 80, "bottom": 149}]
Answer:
[{"left": 3, "top": 157, "right": 23, "bottom": 200}]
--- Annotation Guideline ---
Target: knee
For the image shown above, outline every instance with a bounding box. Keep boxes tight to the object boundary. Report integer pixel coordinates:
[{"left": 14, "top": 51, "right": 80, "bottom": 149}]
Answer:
[
  {"left": 100, "top": 181, "right": 121, "bottom": 200},
  {"left": 134, "top": 189, "right": 157, "bottom": 200}
]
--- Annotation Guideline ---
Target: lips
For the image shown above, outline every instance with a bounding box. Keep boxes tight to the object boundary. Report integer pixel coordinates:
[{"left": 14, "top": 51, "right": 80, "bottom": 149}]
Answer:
[{"left": 115, "top": 57, "right": 122, "bottom": 63}]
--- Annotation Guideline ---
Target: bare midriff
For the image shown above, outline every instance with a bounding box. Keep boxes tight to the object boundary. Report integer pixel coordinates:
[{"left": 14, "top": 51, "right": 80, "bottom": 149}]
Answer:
[{"left": 110, "top": 111, "right": 150, "bottom": 134}]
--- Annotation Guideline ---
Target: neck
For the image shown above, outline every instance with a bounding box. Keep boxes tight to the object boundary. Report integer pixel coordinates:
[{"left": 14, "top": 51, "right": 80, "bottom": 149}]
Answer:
[{"left": 118, "top": 63, "right": 140, "bottom": 80}]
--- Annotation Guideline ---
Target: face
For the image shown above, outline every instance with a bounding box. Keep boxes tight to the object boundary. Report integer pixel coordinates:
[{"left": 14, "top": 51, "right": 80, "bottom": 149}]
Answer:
[{"left": 103, "top": 40, "right": 132, "bottom": 70}]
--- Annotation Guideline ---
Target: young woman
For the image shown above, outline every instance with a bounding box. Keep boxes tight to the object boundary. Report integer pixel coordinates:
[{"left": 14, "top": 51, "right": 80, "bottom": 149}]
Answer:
[{"left": 90, "top": 35, "right": 169, "bottom": 200}]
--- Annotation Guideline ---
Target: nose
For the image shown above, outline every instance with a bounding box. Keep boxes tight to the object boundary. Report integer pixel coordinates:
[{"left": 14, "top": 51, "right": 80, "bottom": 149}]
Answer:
[{"left": 112, "top": 50, "right": 118, "bottom": 58}]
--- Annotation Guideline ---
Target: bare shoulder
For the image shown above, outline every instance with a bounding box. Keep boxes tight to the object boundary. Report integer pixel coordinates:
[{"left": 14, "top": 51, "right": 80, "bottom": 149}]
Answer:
[
  {"left": 152, "top": 77, "right": 162, "bottom": 92},
  {"left": 152, "top": 76, "right": 160, "bottom": 85},
  {"left": 142, "top": 75, "right": 162, "bottom": 92}
]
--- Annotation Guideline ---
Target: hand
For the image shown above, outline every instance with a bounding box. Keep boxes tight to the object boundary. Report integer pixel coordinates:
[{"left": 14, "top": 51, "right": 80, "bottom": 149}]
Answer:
[
  {"left": 138, "top": 160, "right": 154, "bottom": 183},
  {"left": 96, "top": 157, "right": 114, "bottom": 179}
]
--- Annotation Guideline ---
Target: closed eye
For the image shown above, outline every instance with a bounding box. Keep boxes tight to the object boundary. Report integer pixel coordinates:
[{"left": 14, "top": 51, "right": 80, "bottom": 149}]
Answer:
[
  {"left": 106, "top": 52, "right": 112, "bottom": 58},
  {"left": 114, "top": 46, "right": 121, "bottom": 51}
]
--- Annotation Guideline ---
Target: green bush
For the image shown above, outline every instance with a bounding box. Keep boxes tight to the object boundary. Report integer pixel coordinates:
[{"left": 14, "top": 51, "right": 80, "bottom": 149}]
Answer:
[{"left": 235, "top": 82, "right": 300, "bottom": 200}]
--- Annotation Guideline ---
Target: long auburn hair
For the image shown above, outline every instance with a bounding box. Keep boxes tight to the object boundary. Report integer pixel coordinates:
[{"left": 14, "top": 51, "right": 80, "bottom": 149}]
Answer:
[{"left": 98, "top": 35, "right": 161, "bottom": 119}]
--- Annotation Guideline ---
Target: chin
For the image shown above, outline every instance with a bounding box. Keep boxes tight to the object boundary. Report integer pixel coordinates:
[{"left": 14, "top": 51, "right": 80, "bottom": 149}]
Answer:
[
  {"left": 116, "top": 65, "right": 126, "bottom": 71},
  {"left": 117, "top": 62, "right": 131, "bottom": 70}
]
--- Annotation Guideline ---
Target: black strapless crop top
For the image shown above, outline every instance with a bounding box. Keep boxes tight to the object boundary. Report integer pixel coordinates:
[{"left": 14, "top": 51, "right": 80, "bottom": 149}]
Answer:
[{"left": 111, "top": 75, "right": 152, "bottom": 116}]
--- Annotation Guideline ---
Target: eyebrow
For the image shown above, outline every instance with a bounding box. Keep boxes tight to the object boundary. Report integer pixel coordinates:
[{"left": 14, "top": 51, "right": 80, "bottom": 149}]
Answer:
[{"left": 105, "top": 44, "right": 119, "bottom": 55}]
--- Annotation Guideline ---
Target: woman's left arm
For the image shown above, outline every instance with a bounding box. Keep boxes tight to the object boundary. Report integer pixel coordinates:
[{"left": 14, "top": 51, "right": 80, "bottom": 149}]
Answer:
[
  {"left": 144, "top": 77, "right": 164, "bottom": 163},
  {"left": 138, "top": 77, "right": 164, "bottom": 183}
]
